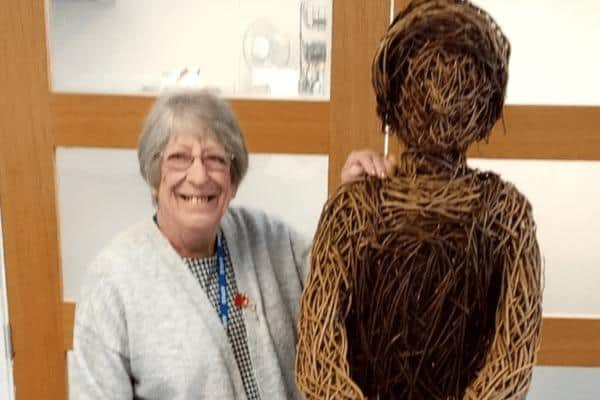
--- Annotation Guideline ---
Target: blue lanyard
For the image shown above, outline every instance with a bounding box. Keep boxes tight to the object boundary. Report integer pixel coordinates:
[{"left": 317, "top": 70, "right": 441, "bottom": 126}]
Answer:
[{"left": 216, "top": 232, "right": 228, "bottom": 326}]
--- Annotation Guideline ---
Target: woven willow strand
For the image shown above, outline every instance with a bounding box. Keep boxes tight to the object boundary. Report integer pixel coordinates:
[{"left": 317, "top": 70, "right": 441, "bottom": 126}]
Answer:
[
  {"left": 372, "top": 0, "right": 509, "bottom": 152},
  {"left": 296, "top": 1, "right": 542, "bottom": 399},
  {"left": 297, "top": 155, "right": 542, "bottom": 399}
]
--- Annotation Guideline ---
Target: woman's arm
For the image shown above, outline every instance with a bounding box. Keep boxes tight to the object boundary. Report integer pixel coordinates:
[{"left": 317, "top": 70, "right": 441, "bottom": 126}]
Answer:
[
  {"left": 287, "top": 227, "right": 311, "bottom": 287},
  {"left": 69, "top": 262, "right": 134, "bottom": 400}
]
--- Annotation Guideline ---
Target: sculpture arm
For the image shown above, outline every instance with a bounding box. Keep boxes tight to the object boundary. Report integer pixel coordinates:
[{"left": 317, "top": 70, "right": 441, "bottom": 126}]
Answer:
[
  {"left": 295, "top": 184, "right": 368, "bottom": 400},
  {"left": 466, "top": 190, "right": 543, "bottom": 399}
]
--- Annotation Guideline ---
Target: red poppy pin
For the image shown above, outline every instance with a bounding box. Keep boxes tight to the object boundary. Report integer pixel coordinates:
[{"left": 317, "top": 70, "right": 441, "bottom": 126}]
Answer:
[
  {"left": 234, "top": 292, "right": 258, "bottom": 320},
  {"left": 234, "top": 292, "right": 250, "bottom": 308}
]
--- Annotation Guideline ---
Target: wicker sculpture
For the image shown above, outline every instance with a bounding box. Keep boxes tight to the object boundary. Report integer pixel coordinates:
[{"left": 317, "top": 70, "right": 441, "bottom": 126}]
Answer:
[{"left": 295, "top": 1, "right": 543, "bottom": 399}]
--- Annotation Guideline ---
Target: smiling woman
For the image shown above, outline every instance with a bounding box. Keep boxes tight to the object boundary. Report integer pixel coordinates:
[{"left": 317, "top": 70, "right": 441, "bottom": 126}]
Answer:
[
  {"left": 136, "top": 92, "right": 247, "bottom": 259},
  {"left": 156, "top": 134, "right": 235, "bottom": 258},
  {"left": 69, "top": 89, "right": 307, "bottom": 400},
  {"left": 68, "top": 89, "right": 386, "bottom": 400}
]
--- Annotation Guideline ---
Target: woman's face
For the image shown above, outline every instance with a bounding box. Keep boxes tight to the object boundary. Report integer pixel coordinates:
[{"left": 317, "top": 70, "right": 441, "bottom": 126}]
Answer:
[{"left": 157, "top": 132, "right": 234, "bottom": 240}]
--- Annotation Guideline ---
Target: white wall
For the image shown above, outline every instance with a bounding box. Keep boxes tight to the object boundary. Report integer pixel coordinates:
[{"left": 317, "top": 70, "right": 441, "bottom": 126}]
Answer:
[
  {"left": 529, "top": 367, "right": 600, "bottom": 399},
  {"left": 0, "top": 211, "right": 15, "bottom": 400},
  {"left": 469, "top": 159, "right": 600, "bottom": 317}
]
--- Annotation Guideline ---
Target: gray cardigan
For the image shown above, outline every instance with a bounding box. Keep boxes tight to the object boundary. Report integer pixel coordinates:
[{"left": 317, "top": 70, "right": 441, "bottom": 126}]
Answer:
[{"left": 69, "top": 207, "right": 310, "bottom": 400}]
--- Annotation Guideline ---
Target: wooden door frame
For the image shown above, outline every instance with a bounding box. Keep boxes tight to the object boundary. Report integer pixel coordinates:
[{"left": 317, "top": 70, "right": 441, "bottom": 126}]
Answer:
[
  {"left": 2, "top": 0, "right": 600, "bottom": 399},
  {"left": 1, "top": 1, "right": 67, "bottom": 398}
]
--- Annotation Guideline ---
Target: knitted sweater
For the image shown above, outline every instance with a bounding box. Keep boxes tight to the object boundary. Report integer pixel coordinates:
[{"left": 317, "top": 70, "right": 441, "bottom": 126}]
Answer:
[{"left": 69, "top": 207, "right": 310, "bottom": 400}]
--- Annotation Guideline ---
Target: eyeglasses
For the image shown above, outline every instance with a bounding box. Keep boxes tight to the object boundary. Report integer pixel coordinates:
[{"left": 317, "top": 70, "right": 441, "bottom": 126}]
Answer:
[{"left": 162, "top": 151, "right": 234, "bottom": 172}]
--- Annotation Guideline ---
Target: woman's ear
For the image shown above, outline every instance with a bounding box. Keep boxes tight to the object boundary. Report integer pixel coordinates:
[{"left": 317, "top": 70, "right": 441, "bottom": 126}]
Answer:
[
  {"left": 151, "top": 186, "right": 159, "bottom": 208},
  {"left": 230, "top": 184, "right": 238, "bottom": 200}
]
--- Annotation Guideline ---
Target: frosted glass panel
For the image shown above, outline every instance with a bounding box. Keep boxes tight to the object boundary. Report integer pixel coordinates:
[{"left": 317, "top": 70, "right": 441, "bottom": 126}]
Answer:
[
  {"left": 231, "top": 154, "right": 328, "bottom": 238},
  {"left": 529, "top": 367, "right": 600, "bottom": 399},
  {"left": 48, "top": 0, "right": 332, "bottom": 99},
  {"left": 475, "top": 0, "right": 600, "bottom": 105},
  {"left": 56, "top": 147, "right": 327, "bottom": 302},
  {"left": 469, "top": 159, "right": 600, "bottom": 317}
]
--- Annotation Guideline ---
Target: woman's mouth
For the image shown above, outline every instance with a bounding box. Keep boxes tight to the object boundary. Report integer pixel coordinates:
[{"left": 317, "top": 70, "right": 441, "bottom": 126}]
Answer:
[{"left": 179, "top": 194, "right": 216, "bottom": 204}]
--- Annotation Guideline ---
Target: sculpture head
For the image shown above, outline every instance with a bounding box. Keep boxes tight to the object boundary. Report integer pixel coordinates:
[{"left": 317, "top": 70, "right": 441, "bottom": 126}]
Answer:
[{"left": 372, "top": 0, "right": 510, "bottom": 153}]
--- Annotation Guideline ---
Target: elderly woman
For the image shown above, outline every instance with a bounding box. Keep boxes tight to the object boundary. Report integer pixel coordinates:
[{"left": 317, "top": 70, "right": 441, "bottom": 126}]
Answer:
[{"left": 69, "top": 89, "right": 393, "bottom": 400}]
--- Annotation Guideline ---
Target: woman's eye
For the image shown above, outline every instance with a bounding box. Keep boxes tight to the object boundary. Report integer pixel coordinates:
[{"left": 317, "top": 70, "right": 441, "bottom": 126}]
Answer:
[
  {"left": 205, "top": 155, "right": 227, "bottom": 165},
  {"left": 169, "top": 153, "right": 190, "bottom": 161}
]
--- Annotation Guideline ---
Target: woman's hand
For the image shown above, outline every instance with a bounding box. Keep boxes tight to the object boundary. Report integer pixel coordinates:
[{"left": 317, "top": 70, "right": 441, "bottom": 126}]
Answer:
[{"left": 340, "top": 149, "right": 397, "bottom": 184}]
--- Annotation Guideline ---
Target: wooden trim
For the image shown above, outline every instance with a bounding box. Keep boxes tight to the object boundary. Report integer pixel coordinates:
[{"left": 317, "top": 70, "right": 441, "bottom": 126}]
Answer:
[
  {"left": 328, "top": 0, "right": 391, "bottom": 192},
  {"left": 469, "top": 105, "right": 600, "bottom": 160},
  {"left": 537, "top": 317, "right": 600, "bottom": 367},
  {"left": 394, "top": 105, "right": 600, "bottom": 162},
  {"left": 50, "top": 94, "right": 152, "bottom": 149},
  {"left": 62, "top": 301, "right": 600, "bottom": 366},
  {"left": 49, "top": 99, "right": 600, "bottom": 165},
  {"left": 0, "top": 1, "right": 67, "bottom": 398},
  {"left": 50, "top": 94, "right": 329, "bottom": 154}
]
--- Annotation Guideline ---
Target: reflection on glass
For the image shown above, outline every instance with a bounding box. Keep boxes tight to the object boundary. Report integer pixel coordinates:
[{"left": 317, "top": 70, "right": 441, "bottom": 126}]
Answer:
[
  {"left": 299, "top": 1, "right": 329, "bottom": 96},
  {"left": 47, "top": 0, "right": 332, "bottom": 99}
]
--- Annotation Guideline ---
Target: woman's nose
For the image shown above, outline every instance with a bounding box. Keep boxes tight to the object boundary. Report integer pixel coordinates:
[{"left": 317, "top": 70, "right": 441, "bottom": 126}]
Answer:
[{"left": 185, "top": 157, "right": 210, "bottom": 184}]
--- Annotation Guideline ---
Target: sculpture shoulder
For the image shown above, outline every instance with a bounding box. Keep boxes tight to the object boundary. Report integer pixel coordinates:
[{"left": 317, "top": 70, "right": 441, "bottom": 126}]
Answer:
[
  {"left": 474, "top": 171, "right": 537, "bottom": 239},
  {"left": 476, "top": 171, "right": 533, "bottom": 210},
  {"left": 323, "top": 177, "right": 382, "bottom": 218}
]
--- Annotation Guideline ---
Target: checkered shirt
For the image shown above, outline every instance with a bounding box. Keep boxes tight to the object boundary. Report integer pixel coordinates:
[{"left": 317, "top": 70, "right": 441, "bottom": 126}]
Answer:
[{"left": 184, "top": 234, "right": 261, "bottom": 400}]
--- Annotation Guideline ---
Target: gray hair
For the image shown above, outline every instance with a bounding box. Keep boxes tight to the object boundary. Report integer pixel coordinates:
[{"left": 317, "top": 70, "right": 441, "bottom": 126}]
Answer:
[{"left": 138, "top": 89, "right": 249, "bottom": 205}]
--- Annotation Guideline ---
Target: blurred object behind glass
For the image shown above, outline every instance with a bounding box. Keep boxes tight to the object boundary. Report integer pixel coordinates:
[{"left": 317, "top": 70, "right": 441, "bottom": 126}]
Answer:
[{"left": 48, "top": 0, "right": 332, "bottom": 99}]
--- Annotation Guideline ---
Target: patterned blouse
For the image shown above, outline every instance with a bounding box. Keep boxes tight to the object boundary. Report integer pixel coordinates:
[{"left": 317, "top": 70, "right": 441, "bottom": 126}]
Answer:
[{"left": 184, "top": 233, "right": 261, "bottom": 400}]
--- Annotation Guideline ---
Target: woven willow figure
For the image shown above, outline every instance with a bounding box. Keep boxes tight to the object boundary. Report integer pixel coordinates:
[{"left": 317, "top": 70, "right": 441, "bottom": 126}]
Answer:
[{"left": 296, "top": 1, "right": 542, "bottom": 399}]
